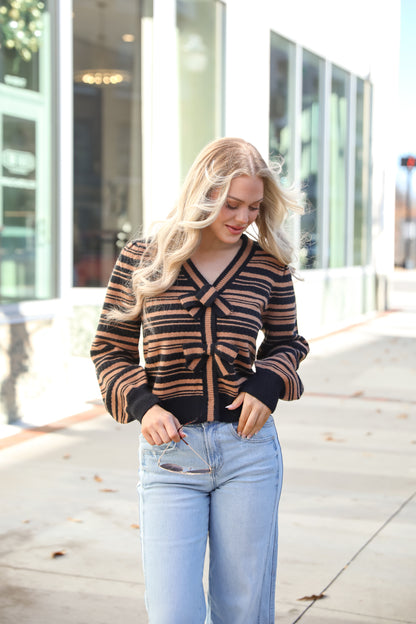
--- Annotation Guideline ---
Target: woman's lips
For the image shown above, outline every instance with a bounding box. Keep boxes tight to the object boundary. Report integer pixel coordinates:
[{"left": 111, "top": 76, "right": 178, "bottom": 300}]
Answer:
[{"left": 226, "top": 225, "right": 245, "bottom": 235}]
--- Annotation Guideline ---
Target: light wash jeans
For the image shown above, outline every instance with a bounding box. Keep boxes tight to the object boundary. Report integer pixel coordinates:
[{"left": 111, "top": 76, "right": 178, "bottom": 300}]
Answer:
[{"left": 138, "top": 417, "right": 283, "bottom": 624}]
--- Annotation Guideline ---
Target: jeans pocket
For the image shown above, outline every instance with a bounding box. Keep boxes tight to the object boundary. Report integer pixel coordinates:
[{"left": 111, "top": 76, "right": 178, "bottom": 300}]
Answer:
[
  {"left": 228, "top": 417, "right": 276, "bottom": 443},
  {"left": 139, "top": 435, "right": 178, "bottom": 470}
]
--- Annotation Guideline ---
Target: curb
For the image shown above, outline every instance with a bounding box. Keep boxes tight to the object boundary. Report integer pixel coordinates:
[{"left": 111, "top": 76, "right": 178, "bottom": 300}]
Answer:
[{"left": 0, "top": 404, "right": 107, "bottom": 451}]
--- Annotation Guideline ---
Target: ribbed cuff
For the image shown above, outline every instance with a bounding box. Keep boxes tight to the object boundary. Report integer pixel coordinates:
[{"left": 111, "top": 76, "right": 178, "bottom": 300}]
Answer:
[
  {"left": 240, "top": 368, "right": 285, "bottom": 413},
  {"left": 126, "top": 387, "right": 160, "bottom": 422}
]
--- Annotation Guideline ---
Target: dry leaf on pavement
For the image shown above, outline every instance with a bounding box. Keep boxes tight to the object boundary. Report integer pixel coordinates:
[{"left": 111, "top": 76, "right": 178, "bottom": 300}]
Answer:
[{"left": 324, "top": 435, "right": 345, "bottom": 442}]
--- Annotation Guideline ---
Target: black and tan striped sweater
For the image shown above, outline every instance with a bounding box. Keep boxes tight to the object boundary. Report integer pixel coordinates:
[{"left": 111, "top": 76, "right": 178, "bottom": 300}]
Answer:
[{"left": 91, "top": 235, "right": 309, "bottom": 425}]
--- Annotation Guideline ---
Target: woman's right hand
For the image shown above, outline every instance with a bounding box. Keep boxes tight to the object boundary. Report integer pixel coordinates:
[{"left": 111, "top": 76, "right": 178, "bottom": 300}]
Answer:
[{"left": 141, "top": 404, "right": 185, "bottom": 445}]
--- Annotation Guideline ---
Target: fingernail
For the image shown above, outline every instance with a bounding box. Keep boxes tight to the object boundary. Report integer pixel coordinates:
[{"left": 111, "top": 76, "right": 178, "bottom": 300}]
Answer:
[{"left": 225, "top": 405, "right": 233, "bottom": 409}]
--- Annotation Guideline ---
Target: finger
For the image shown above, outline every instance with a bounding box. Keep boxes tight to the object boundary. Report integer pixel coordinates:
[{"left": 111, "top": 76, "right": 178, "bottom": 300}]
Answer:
[
  {"left": 226, "top": 392, "right": 245, "bottom": 411},
  {"left": 157, "top": 426, "right": 173, "bottom": 445},
  {"left": 245, "top": 413, "right": 269, "bottom": 439},
  {"left": 142, "top": 431, "right": 156, "bottom": 445},
  {"left": 165, "top": 416, "right": 182, "bottom": 443},
  {"left": 238, "top": 395, "right": 270, "bottom": 437},
  {"left": 240, "top": 412, "right": 260, "bottom": 438},
  {"left": 142, "top": 409, "right": 180, "bottom": 445},
  {"left": 244, "top": 408, "right": 272, "bottom": 438},
  {"left": 237, "top": 397, "right": 252, "bottom": 435},
  {"left": 144, "top": 429, "right": 163, "bottom": 445},
  {"left": 142, "top": 420, "right": 171, "bottom": 445}
]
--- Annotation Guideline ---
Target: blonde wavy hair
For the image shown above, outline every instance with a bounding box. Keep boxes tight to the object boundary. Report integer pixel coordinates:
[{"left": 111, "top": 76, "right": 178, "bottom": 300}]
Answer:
[{"left": 108, "top": 137, "right": 303, "bottom": 321}]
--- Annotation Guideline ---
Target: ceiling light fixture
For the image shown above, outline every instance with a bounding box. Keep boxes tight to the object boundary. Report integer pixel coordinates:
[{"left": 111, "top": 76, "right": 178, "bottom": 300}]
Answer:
[{"left": 74, "top": 1, "right": 131, "bottom": 87}]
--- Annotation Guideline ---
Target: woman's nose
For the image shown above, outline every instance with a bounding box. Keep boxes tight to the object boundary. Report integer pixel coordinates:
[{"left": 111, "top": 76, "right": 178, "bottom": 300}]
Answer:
[{"left": 235, "top": 207, "right": 249, "bottom": 224}]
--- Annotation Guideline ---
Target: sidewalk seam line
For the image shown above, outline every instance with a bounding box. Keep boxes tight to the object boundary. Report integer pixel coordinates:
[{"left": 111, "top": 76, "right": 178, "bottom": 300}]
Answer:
[
  {"left": 290, "top": 489, "right": 416, "bottom": 623},
  {"left": 0, "top": 563, "right": 143, "bottom": 586}
]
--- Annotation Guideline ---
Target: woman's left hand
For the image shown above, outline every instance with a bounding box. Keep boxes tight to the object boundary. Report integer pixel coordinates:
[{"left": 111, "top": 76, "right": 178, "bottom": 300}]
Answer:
[{"left": 226, "top": 392, "right": 271, "bottom": 438}]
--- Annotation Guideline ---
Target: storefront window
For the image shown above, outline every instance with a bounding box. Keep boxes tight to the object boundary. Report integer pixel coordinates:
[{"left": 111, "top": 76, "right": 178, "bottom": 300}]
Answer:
[
  {"left": 73, "top": 0, "right": 224, "bottom": 286},
  {"left": 73, "top": 0, "right": 153, "bottom": 287},
  {"left": 354, "top": 78, "right": 372, "bottom": 266},
  {"left": 269, "top": 32, "right": 295, "bottom": 184},
  {"left": 329, "top": 65, "right": 349, "bottom": 268},
  {"left": 176, "top": 0, "right": 225, "bottom": 182},
  {"left": 269, "top": 34, "right": 373, "bottom": 273},
  {"left": 300, "top": 50, "right": 324, "bottom": 269},
  {"left": 0, "top": 0, "right": 44, "bottom": 92},
  {"left": 0, "top": 0, "right": 52, "bottom": 303}
]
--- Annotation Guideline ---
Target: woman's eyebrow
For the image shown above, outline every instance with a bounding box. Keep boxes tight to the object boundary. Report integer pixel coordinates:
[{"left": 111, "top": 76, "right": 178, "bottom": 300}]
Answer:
[{"left": 227, "top": 194, "right": 264, "bottom": 203}]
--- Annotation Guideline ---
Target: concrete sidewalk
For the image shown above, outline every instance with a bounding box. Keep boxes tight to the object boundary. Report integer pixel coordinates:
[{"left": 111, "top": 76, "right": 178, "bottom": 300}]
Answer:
[{"left": 0, "top": 278, "right": 415, "bottom": 623}]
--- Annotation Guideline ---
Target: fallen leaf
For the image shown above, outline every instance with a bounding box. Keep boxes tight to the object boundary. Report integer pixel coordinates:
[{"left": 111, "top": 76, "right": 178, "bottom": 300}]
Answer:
[
  {"left": 62, "top": 454, "right": 71, "bottom": 460},
  {"left": 22, "top": 519, "right": 31, "bottom": 524},
  {"left": 351, "top": 390, "right": 364, "bottom": 398},
  {"left": 324, "top": 435, "right": 345, "bottom": 443},
  {"left": 67, "top": 517, "right": 83, "bottom": 523},
  {"left": 94, "top": 475, "right": 103, "bottom": 482},
  {"left": 100, "top": 488, "right": 118, "bottom": 493},
  {"left": 51, "top": 550, "right": 66, "bottom": 558},
  {"left": 298, "top": 593, "right": 326, "bottom": 601},
  {"left": 131, "top": 523, "right": 140, "bottom": 529},
  {"left": 397, "top": 413, "right": 408, "bottom": 419}
]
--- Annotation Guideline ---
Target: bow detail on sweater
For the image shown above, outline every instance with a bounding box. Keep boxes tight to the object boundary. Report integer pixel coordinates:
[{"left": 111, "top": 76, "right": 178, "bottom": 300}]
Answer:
[
  {"left": 179, "top": 284, "right": 233, "bottom": 318},
  {"left": 183, "top": 342, "right": 240, "bottom": 378}
]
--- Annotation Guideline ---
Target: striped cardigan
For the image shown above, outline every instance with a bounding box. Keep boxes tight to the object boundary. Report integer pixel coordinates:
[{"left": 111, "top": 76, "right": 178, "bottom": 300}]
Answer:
[{"left": 91, "top": 235, "right": 309, "bottom": 425}]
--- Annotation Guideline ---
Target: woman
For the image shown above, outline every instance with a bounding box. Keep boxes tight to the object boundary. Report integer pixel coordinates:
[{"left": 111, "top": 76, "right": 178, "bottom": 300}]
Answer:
[{"left": 91, "top": 137, "right": 309, "bottom": 623}]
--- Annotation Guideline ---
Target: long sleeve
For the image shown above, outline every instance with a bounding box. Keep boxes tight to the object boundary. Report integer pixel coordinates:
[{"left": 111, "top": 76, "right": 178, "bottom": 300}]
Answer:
[
  {"left": 90, "top": 241, "right": 159, "bottom": 423},
  {"left": 241, "top": 266, "right": 309, "bottom": 412}
]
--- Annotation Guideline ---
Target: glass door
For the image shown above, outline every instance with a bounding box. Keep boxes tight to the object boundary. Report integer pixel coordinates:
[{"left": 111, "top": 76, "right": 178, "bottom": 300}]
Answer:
[{"left": 0, "top": 1, "right": 53, "bottom": 303}]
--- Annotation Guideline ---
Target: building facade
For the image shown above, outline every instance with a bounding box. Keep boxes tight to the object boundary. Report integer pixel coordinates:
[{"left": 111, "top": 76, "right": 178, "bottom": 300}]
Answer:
[{"left": 0, "top": 0, "right": 401, "bottom": 424}]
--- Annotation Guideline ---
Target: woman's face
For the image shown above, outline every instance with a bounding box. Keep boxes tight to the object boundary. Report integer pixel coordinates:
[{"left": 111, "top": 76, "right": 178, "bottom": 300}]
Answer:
[{"left": 203, "top": 175, "right": 264, "bottom": 248}]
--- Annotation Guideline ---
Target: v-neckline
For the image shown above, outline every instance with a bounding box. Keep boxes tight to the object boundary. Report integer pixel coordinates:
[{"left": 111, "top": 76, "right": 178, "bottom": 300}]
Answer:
[{"left": 184, "top": 235, "right": 253, "bottom": 290}]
